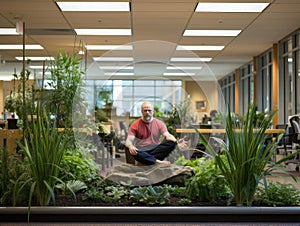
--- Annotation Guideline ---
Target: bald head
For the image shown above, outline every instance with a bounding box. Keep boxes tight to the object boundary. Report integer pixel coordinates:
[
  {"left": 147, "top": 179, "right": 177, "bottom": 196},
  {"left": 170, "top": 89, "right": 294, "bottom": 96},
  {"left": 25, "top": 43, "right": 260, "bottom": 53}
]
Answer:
[
  {"left": 141, "top": 102, "right": 153, "bottom": 122},
  {"left": 141, "top": 102, "right": 152, "bottom": 110}
]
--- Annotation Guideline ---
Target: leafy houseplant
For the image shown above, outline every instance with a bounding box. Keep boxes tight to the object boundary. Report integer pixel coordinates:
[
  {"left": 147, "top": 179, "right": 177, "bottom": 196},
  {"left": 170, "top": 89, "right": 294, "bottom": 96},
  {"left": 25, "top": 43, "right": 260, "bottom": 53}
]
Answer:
[
  {"left": 130, "top": 185, "right": 170, "bottom": 206},
  {"left": 164, "top": 106, "right": 180, "bottom": 138},
  {"left": 4, "top": 92, "right": 19, "bottom": 117},
  {"left": 98, "top": 88, "right": 112, "bottom": 108},
  {"left": 163, "top": 96, "right": 194, "bottom": 138},
  {"left": 42, "top": 50, "right": 85, "bottom": 128},
  {"left": 176, "top": 96, "right": 194, "bottom": 127},
  {"left": 198, "top": 103, "right": 299, "bottom": 206},
  {"left": 4, "top": 68, "right": 35, "bottom": 121},
  {"left": 176, "top": 156, "right": 230, "bottom": 202},
  {"left": 255, "top": 181, "right": 300, "bottom": 206}
]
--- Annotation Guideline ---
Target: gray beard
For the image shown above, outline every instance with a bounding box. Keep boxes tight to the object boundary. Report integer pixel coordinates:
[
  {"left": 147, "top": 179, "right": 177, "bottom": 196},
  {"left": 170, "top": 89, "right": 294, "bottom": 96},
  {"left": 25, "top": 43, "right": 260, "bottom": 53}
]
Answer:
[{"left": 144, "top": 116, "right": 152, "bottom": 122}]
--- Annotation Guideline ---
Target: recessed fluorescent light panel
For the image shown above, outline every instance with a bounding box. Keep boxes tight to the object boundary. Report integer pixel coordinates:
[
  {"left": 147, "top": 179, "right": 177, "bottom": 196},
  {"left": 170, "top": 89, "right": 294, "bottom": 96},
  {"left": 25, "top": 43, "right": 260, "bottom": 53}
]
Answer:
[
  {"left": 75, "top": 29, "right": 131, "bottom": 36},
  {"left": 163, "top": 72, "right": 195, "bottom": 76},
  {"left": 56, "top": 2, "right": 130, "bottom": 12},
  {"left": 195, "top": 2, "right": 269, "bottom": 13},
  {"left": 0, "top": 45, "right": 43, "bottom": 50},
  {"left": 16, "top": 57, "right": 54, "bottom": 61},
  {"left": 86, "top": 45, "right": 132, "bottom": 50},
  {"left": 100, "top": 66, "right": 134, "bottom": 70},
  {"left": 170, "top": 57, "right": 212, "bottom": 62},
  {"left": 39, "top": 71, "right": 52, "bottom": 76},
  {"left": 0, "top": 28, "right": 20, "bottom": 35},
  {"left": 29, "top": 66, "right": 46, "bottom": 69},
  {"left": 78, "top": 50, "right": 85, "bottom": 55},
  {"left": 30, "top": 66, "right": 57, "bottom": 70},
  {"left": 167, "top": 66, "right": 202, "bottom": 70},
  {"left": 176, "top": 45, "right": 224, "bottom": 51},
  {"left": 105, "top": 72, "right": 134, "bottom": 76},
  {"left": 93, "top": 57, "right": 133, "bottom": 62},
  {"left": 184, "top": 30, "right": 241, "bottom": 37}
]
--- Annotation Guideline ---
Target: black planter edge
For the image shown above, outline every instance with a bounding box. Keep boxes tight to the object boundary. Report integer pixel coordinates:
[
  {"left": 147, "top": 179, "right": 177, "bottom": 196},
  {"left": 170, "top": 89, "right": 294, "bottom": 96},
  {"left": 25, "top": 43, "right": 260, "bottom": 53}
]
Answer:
[{"left": 1, "top": 206, "right": 300, "bottom": 223}]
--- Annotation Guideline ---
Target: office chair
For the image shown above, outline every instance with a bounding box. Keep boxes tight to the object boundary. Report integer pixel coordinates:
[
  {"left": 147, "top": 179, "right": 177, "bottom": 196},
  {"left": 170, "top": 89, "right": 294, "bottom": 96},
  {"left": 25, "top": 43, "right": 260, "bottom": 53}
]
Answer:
[
  {"left": 281, "top": 116, "right": 300, "bottom": 169},
  {"left": 276, "top": 124, "right": 292, "bottom": 154},
  {"left": 115, "top": 121, "right": 136, "bottom": 164},
  {"left": 290, "top": 116, "right": 300, "bottom": 148},
  {"left": 119, "top": 121, "right": 128, "bottom": 139}
]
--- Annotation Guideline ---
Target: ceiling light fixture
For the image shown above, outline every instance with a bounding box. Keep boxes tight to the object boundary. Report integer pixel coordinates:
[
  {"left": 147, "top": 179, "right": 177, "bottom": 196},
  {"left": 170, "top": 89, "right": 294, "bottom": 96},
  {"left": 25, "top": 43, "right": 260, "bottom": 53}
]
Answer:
[
  {"left": 0, "top": 75, "right": 22, "bottom": 81},
  {"left": 0, "top": 28, "right": 20, "bottom": 35},
  {"left": 176, "top": 45, "right": 224, "bottom": 51},
  {"left": 75, "top": 29, "right": 131, "bottom": 36},
  {"left": 0, "top": 45, "right": 43, "bottom": 50},
  {"left": 78, "top": 50, "right": 85, "bottom": 55},
  {"left": 163, "top": 72, "right": 195, "bottom": 76},
  {"left": 56, "top": 2, "right": 130, "bottom": 12},
  {"left": 93, "top": 57, "right": 133, "bottom": 62},
  {"left": 183, "top": 30, "right": 241, "bottom": 36},
  {"left": 29, "top": 66, "right": 45, "bottom": 69},
  {"left": 195, "top": 2, "right": 269, "bottom": 13},
  {"left": 100, "top": 66, "right": 134, "bottom": 70},
  {"left": 105, "top": 72, "right": 134, "bottom": 76},
  {"left": 16, "top": 56, "right": 54, "bottom": 61},
  {"left": 29, "top": 65, "right": 54, "bottom": 69},
  {"left": 167, "top": 66, "right": 203, "bottom": 70},
  {"left": 86, "top": 45, "right": 132, "bottom": 50},
  {"left": 170, "top": 57, "right": 212, "bottom": 62}
]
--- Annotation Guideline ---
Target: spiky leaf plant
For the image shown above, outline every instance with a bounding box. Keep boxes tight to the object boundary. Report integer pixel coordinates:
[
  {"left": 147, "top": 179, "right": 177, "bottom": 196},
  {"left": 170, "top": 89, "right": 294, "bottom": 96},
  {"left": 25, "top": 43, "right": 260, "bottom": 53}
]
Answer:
[
  {"left": 15, "top": 106, "right": 69, "bottom": 207},
  {"left": 198, "top": 104, "right": 299, "bottom": 206}
]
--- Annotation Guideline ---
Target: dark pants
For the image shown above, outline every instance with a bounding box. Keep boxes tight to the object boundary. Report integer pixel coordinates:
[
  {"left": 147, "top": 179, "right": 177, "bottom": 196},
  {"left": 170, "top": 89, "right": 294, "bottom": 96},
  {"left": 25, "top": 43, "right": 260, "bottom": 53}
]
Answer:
[{"left": 133, "top": 141, "right": 177, "bottom": 165}]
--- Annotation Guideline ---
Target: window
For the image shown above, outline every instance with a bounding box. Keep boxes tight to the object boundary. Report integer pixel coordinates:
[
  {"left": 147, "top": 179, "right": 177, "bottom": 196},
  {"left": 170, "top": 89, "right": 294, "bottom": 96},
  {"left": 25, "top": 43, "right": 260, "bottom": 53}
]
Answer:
[
  {"left": 85, "top": 80, "right": 182, "bottom": 117},
  {"left": 219, "top": 73, "right": 235, "bottom": 112},
  {"left": 279, "top": 29, "right": 300, "bottom": 124},
  {"left": 257, "top": 50, "right": 272, "bottom": 113},
  {"left": 238, "top": 62, "right": 254, "bottom": 115}
]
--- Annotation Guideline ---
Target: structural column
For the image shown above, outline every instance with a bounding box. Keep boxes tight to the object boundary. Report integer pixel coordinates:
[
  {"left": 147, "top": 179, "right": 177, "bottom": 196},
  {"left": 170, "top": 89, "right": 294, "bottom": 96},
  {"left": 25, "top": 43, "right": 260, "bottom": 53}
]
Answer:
[
  {"left": 272, "top": 43, "right": 279, "bottom": 127},
  {"left": 235, "top": 69, "right": 239, "bottom": 114}
]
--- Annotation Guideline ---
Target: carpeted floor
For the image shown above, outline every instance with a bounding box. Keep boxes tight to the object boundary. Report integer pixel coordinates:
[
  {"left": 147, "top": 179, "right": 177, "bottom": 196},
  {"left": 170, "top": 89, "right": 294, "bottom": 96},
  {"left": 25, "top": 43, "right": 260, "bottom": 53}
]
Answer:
[{"left": 1, "top": 223, "right": 300, "bottom": 226}]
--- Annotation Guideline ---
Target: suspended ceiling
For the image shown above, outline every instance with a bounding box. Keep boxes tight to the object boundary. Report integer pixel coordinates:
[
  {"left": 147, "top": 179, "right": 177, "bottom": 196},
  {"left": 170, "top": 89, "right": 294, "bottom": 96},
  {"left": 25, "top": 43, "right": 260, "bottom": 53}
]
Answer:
[{"left": 0, "top": 0, "right": 299, "bottom": 81}]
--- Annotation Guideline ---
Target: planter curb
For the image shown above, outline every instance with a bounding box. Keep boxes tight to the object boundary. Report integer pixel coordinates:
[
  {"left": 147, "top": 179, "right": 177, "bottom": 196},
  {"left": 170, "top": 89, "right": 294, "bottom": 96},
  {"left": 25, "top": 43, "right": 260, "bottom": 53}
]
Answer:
[{"left": 1, "top": 206, "right": 300, "bottom": 222}]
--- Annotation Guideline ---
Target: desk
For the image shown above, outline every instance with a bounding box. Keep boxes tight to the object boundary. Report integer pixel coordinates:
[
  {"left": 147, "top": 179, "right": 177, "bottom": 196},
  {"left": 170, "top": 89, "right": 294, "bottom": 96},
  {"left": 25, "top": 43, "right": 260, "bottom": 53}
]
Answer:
[
  {"left": 0, "top": 128, "right": 113, "bottom": 171},
  {"left": 176, "top": 128, "right": 285, "bottom": 134},
  {"left": 0, "top": 129, "right": 22, "bottom": 153}
]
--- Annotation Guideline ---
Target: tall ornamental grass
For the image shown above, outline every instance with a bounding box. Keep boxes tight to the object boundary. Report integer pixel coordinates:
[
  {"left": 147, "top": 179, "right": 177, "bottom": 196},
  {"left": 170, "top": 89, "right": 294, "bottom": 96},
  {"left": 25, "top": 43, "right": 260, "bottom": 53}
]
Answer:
[
  {"left": 198, "top": 104, "right": 299, "bottom": 206},
  {"left": 15, "top": 108, "right": 69, "bottom": 207}
]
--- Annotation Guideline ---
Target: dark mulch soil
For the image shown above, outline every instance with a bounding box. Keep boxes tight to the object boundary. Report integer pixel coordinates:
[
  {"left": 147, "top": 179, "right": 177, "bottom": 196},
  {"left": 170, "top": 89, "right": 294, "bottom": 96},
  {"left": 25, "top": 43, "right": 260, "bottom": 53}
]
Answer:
[{"left": 53, "top": 193, "right": 232, "bottom": 207}]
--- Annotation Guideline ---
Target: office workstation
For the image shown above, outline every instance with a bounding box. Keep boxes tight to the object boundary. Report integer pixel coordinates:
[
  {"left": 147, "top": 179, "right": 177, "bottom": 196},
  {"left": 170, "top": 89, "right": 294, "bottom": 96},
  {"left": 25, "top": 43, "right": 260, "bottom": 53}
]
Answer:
[
  {"left": 0, "top": 0, "right": 299, "bottom": 167},
  {"left": 0, "top": 1, "right": 300, "bottom": 223}
]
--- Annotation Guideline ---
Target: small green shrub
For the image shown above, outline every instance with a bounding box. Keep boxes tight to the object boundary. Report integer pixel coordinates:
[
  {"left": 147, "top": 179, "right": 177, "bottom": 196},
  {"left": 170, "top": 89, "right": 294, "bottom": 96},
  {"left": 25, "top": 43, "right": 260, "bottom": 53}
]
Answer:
[
  {"left": 178, "top": 198, "right": 192, "bottom": 206},
  {"left": 163, "top": 184, "right": 187, "bottom": 198},
  {"left": 81, "top": 174, "right": 105, "bottom": 201},
  {"left": 176, "top": 156, "right": 231, "bottom": 202},
  {"left": 130, "top": 185, "right": 170, "bottom": 206},
  {"left": 55, "top": 180, "right": 87, "bottom": 196},
  {"left": 0, "top": 147, "right": 29, "bottom": 206},
  {"left": 255, "top": 181, "right": 300, "bottom": 206},
  {"left": 59, "top": 148, "right": 99, "bottom": 183},
  {"left": 103, "top": 185, "right": 129, "bottom": 203}
]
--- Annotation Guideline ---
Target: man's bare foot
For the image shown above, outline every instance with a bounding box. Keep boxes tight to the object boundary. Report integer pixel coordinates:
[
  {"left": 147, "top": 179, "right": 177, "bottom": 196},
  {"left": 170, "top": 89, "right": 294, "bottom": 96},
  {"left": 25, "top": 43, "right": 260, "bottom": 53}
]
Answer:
[{"left": 156, "top": 160, "right": 171, "bottom": 165}]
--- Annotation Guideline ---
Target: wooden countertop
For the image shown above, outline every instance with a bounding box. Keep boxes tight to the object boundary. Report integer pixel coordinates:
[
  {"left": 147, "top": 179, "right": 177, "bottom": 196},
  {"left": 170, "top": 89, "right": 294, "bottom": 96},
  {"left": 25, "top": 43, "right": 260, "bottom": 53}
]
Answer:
[{"left": 176, "top": 128, "right": 285, "bottom": 134}]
